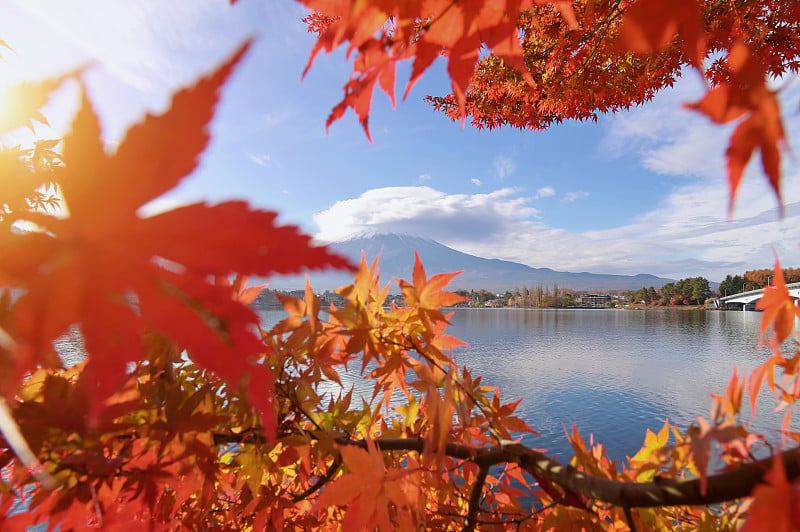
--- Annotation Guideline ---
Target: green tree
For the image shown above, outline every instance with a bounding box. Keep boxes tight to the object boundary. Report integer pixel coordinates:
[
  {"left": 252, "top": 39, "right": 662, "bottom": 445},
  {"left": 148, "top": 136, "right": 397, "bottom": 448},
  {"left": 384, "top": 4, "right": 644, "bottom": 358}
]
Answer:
[
  {"left": 689, "top": 277, "right": 711, "bottom": 304},
  {"left": 719, "top": 274, "right": 745, "bottom": 296}
]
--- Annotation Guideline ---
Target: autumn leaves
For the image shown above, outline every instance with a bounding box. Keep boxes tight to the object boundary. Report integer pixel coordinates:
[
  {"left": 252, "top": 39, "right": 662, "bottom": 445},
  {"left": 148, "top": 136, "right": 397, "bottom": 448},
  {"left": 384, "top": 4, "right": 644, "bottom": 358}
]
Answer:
[{"left": 302, "top": 0, "right": 794, "bottom": 214}]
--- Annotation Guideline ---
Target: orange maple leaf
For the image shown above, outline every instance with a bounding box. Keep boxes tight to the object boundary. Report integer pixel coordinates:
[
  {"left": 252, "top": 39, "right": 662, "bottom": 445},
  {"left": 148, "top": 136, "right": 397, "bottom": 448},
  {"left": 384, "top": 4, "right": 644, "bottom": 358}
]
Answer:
[
  {"left": 0, "top": 42, "right": 351, "bottom": 437},
  {"left": 629, "top": 418, "right": 670, "bottom": 467},
  {"left": 314, "top": 439, "right": 419, "bottom": 530},
  {"left": 686, "top": 41, "right": 787, "bottom": 214},
  {"left": 397, "top": 253, "right": 466, "bottom": 312},
  {"left": 711, "top": 368, "right": 745, "bottom": 419},
  {"left": 688, "top": 417, "right": 744, "bottom": 495},
  {"left": 725, "top": 93, "right": 785, "bottom": 215},
  {"left": 741, "top": 453, "right": 800, "bottom": 531},
  {"left": 757, "top": 259, "right": 800, "bottom": 344},
  {"left": 216, "top": 274, "right": 268, "bottom": 306}
]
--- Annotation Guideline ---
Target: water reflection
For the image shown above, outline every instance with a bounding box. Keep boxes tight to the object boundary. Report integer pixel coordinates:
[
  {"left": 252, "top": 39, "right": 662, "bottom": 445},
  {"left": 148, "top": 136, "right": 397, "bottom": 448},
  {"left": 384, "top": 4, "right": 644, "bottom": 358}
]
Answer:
[
  {"left": 448, "top": 309, "right": 777, "bottom": 461},
  {"left": 53, "top": 307, "right": 784, "bottom": 464},
  {"left": 262, "top": 308, "right": 783, "bottom": 463}
]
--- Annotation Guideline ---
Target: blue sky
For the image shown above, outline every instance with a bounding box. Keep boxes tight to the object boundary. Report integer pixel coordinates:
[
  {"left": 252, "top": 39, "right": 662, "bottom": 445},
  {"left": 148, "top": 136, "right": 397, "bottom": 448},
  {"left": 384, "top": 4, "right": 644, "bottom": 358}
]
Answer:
[{"left": 2, "top": 0, "right": 799, "bottom": 283}]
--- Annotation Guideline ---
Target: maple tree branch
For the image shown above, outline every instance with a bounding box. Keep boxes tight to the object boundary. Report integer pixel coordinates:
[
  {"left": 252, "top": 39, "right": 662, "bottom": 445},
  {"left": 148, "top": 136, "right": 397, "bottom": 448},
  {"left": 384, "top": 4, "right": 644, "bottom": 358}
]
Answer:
[
  {"left": 623, "top": 506, "right": 638, "bottom": 532},
  {"left": 291, "top": 456, "right": 341, "bottom": 503},
  {"left": 559, "top": 0, "right": 626, "bottom": 83},
  {"left": 273, "top": 378, "right": 330, "bottom": 436},
  {"left": 211, "top": 430, "right": 799, "bottom": 508},
  {"left": 0, "top": 398, "right": 56, "bottom": 490},
  {"left": 537, "top": 0, "right": 626, "bottom": 83},
  {"left": 472, "top": 493, "right": 565, "bottom": 527},
  {"left": 462, "top": 464, "right": 489, "bottom": 532},
  {"left": 400, "top": 335, "right": 507, "bottom": 444},
  {"left": 330, "top": 437, "right": 800, "bottom": 508}
]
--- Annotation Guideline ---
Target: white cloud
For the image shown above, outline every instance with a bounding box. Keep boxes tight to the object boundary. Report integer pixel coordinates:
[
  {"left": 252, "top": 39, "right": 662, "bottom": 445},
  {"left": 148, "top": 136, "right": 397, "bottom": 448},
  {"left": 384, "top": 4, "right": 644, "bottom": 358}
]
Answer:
[
  {"left": 311, "top": 151, "right": 800, "bottom": 281},
  {"left": 562, "top": 191, "right": 589, "bottom": 202},
  {"left": 248, "top": 153, "right": 271, "bottom": 167},
  {"left": 417, "top": 173, "right": 432, "bottom": 183},
  {"left": 493, "top": 154, "right": 516, "bottom": 179},
  {"left": 600, "top": 72, "right": 800, "bottom": 183},
  {"left": 575, "top": 167, "right": 800, "bottom": 280},
  {"left": 458, "top": 174, "right": 800, "bottom": 281},
  {"left": 535, "top": 186, "right": 555, "bottom": 199},
  {"left": 584, "top": 70, "right": 800, "bottom": 280},
  {"left": 313, "top": 186, "right": 538, "bottom": 243},
  {"left": 471, "top": 178, "right": 482, "bottom": 186},
  {"left": 601, "top": 73, "right": 708, "bottom": 164}
]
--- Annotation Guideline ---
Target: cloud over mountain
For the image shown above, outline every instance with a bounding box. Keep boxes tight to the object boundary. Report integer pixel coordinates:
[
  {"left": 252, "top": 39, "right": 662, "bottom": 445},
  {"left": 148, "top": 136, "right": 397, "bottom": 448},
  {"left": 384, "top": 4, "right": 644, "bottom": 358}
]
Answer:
[
  {"left": 312, "top": 176, "right": 800, "bottom": 282},
  {"left": 313, "top": 186, "right": 538, "bottom": 243}
]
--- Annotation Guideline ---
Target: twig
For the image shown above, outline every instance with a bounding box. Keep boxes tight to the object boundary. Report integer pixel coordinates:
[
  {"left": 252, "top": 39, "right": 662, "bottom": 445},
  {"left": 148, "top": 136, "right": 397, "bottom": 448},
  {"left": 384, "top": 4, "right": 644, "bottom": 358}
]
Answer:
[
  {"left": 0, "top": 398, "right": 57, "bottom": 489},
  {"left": 623, "top": 506, "right": 637, "bottom": 532},
  {"left": 291, "top": 457, "right": 342, "bottom": 503},
  {"left": 462, "top": 464, "right": 489, "bottom": 532}
]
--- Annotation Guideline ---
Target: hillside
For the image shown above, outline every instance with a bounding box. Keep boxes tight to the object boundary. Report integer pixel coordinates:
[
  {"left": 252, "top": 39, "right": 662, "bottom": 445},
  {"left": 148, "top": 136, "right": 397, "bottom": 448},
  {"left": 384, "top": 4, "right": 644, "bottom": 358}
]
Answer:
[{"left": 268, "top": 233, "right": 674, "bottom": 292}]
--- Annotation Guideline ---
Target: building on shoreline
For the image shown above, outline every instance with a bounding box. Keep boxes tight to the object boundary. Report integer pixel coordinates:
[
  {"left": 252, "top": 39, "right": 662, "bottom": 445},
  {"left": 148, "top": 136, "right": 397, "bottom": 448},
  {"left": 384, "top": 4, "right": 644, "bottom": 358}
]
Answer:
[{"left": 577, "top": 294, "right": 611, "bottom": 308}]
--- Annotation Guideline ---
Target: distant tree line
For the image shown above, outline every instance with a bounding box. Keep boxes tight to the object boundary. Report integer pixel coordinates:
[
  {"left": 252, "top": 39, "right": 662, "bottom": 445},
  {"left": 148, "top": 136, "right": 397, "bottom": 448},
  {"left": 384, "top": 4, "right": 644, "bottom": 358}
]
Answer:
[
  {"left": 627, "top": 267, "right": 800, "bottom": 307},
  {"left": 455, "top": 284, "right": 580, "bottom": 308},
  {"left": 255, "top": 267, "right": 800, "bottom": 312},
  {"left": 627, "top": 277, "right": 712, "bottom": 306},
  {"left": 251, "top": 288, "right": 405, "bottom": 309},
  {"left": 719, "top": 267, "right": 800, "bottom": 296}
]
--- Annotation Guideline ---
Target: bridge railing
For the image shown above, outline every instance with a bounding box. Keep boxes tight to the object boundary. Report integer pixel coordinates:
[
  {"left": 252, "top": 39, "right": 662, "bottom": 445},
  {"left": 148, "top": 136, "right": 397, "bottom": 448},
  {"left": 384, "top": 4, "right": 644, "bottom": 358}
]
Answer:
[{"left": 717, "top": 281, "right": 800, "bottom": 305}]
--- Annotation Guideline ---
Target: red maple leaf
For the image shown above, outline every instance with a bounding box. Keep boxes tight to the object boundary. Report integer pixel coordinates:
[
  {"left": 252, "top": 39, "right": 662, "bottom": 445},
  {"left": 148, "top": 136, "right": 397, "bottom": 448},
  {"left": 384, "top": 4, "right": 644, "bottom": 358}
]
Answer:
[
  {"left": 613, "top": 0, "right": 706, "bottom": 68},
  {"left": 300, "top": 0, "right": 536, "bottom": 135},
  {"left": 0, "top": 41, "right": 352, "bottom": 438},
  {"left": 419, "top": 0, "right": 534, "bottom": 120}
]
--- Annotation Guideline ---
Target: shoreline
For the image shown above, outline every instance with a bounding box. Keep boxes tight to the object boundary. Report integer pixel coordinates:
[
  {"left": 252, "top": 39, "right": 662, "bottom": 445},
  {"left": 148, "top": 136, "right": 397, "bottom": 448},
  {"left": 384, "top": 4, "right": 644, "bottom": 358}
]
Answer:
[{"left": 446, "top": 304, "right": 713, "bottom": 311}]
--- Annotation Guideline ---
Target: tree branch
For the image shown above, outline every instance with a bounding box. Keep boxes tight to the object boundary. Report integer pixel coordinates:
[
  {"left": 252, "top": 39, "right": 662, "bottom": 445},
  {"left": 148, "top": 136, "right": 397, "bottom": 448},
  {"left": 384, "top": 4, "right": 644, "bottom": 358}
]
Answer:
[
  {"left": 623, "top": 506, "right": 638, "bottom": 532},
  {"left": 291, "top": 456, "right": 341, "bottom": 503},
  {"left": 211, "top": 431, "right": 799, "bottom": 510},
  {"left": 332, "top": 437, "right": 800, "bottom": 508},
  {"left": 462, "top": 464, "right": 489, "bottom": 532}
]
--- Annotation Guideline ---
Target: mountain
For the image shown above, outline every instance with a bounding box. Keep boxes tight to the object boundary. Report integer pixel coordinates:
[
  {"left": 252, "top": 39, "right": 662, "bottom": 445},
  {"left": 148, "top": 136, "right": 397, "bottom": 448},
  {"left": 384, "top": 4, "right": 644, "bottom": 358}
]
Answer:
[{"left": 268, "top": 233, "right": 674, "bottom": 292}]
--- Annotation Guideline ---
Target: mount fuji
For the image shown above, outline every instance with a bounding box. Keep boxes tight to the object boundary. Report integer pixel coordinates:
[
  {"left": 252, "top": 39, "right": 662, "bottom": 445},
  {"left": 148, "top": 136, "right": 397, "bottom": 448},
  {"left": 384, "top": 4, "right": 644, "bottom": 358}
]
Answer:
[{"left": 268, "top": 233, "right": 673, "bottom": 292}]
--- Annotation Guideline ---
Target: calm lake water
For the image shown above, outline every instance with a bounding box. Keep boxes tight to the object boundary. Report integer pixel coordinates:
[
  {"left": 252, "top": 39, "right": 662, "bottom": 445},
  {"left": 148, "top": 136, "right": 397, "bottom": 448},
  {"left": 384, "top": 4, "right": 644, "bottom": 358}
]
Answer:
[{"left": 260, "top": 307, "right": 785, "bottom": 464}]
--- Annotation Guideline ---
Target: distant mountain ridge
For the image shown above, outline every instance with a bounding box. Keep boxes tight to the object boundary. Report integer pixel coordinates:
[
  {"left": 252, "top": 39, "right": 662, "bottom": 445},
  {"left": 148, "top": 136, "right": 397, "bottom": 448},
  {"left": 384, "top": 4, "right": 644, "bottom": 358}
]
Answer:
[{"left": 270, "top": 233, "right": 674, "bottom": 292}]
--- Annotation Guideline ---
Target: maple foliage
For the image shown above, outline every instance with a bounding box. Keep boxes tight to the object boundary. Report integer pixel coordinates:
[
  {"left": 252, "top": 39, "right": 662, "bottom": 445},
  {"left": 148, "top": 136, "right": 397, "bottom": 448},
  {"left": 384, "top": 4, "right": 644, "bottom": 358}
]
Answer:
[
  {"left": 741, "top": 454, "right": 800, "bottom": 532},
  {"left": 757, "top": 258, "right": 800, "bottom": 344},
  {"left": 304, "top": 0, "right": 799, "bottom": 211},
  {"left": 2, "top": 1, "right": 800, "bottom": 530},
  {"left": 687, "top": 40, "right": 787, "bottom": 213},
  {"left": 0, "top": 42, "right": 351, "bottom": 434},
  {"left": 612, "top": 0, "right": 705, "bottom": 67}
]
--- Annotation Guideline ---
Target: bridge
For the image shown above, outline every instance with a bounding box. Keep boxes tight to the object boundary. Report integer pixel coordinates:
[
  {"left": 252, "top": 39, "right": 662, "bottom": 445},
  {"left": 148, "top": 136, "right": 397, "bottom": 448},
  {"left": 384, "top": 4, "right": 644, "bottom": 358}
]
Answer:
[{"left": 715, "top": 282, "right": 800, "bottom": 310}]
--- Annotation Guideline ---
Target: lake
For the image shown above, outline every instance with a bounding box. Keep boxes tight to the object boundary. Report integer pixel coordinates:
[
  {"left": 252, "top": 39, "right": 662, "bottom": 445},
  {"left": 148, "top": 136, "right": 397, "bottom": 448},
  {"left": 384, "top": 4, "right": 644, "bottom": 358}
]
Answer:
[{"left": 260, "top": 307, "right": 783, "bottom": 464}]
